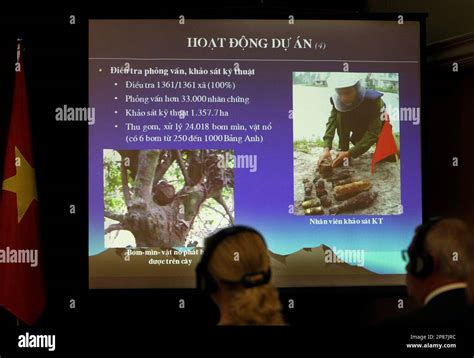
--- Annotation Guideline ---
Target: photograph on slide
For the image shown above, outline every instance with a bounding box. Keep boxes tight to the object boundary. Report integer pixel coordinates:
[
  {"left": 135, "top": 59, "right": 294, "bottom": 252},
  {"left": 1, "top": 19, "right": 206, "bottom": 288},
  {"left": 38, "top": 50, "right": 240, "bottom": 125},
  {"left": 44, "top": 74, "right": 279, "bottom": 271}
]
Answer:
[{"left": 293, "top": 72, "right": 401, "bottom": 216}]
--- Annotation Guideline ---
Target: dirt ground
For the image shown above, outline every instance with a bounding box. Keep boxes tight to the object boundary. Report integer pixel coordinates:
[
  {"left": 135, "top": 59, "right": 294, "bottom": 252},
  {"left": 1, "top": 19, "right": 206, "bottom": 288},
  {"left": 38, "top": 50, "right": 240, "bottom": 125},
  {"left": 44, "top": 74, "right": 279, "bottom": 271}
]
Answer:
[{"left": 293, "top": 146, "right": 402, "bottom": 216}]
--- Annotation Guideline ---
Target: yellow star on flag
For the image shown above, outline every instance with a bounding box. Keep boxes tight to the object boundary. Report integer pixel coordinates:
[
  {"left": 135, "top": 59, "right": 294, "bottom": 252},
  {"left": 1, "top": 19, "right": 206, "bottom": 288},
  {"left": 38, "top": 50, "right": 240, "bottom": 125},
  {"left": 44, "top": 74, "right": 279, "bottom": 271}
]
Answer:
[{"left": 2, "top": 146, "right": 38, "bottom": 223}]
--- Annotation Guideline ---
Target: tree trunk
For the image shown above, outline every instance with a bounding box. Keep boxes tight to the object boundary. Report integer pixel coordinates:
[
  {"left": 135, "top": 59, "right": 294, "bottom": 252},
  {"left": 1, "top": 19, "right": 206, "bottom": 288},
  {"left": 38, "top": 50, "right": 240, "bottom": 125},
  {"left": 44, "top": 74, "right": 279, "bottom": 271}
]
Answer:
[{"left": 106, "top": 149, "right": 232, "bottom": 248}]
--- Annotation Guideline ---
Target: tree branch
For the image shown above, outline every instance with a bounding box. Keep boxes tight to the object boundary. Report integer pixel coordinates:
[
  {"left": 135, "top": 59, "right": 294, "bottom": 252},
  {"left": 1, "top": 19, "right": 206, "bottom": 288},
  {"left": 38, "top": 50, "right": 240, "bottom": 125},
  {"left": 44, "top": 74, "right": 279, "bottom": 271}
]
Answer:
[
  {"left": 202, "top": 203, "right": 226, "bottom": 217},
  {"left": 175, "top": 150, "right": 191, "bottom": 186},
  {"left": 203, "top": 200, "right": 233, "bottom": 225},
  {"left": 120, "top": 160, "right": 132, "bottom": 207},
  {"left": 104, "top": 211, "right": 124, "bottom": 222},
  {"left": 105, "top": 223, "right": 125, "bottom": 235},
  {"left": 212, "top": 194, "right": 234, "bottom": 224},
  {"left": 153, "top": 150, "right": 175, "bottom": 186},
  {"left": 133, "top": 150, "right": 161, "bottom": 203}
]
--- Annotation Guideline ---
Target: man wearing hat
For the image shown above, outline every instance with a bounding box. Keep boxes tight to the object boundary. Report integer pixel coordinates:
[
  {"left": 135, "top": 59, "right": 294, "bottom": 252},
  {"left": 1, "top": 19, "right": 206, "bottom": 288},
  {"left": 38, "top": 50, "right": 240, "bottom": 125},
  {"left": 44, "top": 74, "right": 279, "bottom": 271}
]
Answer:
[{"left": 318, "top": 73, "right": 386, "bottom": 168}]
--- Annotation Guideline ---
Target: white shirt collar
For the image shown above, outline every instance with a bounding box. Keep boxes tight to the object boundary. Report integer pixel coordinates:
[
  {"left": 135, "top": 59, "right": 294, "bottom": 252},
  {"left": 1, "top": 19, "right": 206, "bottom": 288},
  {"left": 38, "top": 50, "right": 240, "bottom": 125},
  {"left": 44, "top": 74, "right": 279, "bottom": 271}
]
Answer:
[{"left": 424, "top": 282, "right": 467, "bottom": 305}]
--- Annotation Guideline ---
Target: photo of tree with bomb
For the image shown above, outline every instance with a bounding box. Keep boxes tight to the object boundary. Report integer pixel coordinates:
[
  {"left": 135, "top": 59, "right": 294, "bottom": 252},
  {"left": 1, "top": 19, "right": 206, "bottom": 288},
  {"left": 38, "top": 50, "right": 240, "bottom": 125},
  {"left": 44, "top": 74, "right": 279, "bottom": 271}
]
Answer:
[{"left": 103, "top": 149, "right": 234, "bottom": 248}]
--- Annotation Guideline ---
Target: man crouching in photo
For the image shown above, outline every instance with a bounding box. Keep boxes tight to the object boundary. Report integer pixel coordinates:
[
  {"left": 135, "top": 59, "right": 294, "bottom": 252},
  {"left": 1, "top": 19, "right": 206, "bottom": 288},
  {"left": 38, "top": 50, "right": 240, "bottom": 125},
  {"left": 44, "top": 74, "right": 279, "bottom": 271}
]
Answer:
[{"left": 318, "top": 73, "right": 387, "bottom": 168}]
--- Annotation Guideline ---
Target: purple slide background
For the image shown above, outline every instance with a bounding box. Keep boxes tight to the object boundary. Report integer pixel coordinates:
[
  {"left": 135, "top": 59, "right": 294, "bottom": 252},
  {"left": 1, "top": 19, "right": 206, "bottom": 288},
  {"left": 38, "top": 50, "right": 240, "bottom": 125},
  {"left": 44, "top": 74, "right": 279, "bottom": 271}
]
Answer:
[{"left": 89, "top": 20, "right": 421, "bottom": 275}]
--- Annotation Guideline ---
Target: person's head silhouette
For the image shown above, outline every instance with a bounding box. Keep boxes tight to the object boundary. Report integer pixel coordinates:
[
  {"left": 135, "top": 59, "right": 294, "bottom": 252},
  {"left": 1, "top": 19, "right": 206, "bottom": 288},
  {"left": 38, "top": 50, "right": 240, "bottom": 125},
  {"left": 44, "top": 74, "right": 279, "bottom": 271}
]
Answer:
[{"left": 196, "top": 226, "right": 284, "bottom": 325}]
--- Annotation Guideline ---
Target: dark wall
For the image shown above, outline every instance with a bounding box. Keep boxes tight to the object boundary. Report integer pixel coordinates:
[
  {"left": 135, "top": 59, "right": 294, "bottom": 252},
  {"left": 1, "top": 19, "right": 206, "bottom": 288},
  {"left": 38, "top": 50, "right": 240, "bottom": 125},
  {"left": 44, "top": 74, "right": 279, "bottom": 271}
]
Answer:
[
  {"left": 367, "top": 0, "right": 474, "bottom": 44},
  {"left": 424, "top": 68, "right": 474, "bottom": 227},
  {"left": 0, "top": 4, "right": 472, "bottom": 353}
]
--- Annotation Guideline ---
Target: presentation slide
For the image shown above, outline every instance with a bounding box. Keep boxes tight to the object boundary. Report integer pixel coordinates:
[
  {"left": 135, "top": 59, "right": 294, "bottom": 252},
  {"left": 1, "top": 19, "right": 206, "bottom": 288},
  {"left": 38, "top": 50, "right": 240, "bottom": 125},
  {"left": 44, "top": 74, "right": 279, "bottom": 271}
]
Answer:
[{"left": 88, "top": 19, "right": 422, "bottom": 288}]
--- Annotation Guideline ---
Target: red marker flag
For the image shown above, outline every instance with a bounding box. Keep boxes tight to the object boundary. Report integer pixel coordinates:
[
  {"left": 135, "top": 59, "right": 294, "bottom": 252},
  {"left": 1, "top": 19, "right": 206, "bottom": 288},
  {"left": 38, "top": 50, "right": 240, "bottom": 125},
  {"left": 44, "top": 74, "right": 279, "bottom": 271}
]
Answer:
[
  {"left": 371, "top": 113, "right": 399, "bottom": 175},
  {"left": 0, "top": 44, "right": 45, "bottom": 325}
]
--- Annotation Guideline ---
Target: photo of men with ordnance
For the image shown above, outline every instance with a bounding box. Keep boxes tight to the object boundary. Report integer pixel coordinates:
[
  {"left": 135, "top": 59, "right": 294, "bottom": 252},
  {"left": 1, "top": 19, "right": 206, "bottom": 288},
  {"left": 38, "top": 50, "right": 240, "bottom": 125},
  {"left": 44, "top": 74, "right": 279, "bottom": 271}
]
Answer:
[{"left": 293, "top": 72, "right": 401, "bottom": 216}]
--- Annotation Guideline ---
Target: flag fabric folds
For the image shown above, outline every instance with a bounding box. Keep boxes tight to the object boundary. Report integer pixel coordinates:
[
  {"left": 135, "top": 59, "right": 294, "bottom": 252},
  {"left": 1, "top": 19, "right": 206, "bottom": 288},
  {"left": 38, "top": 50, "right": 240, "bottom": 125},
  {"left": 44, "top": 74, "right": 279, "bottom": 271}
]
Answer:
[
  {"left": 0, "top": 46, "right": 45, "bottom": 325},
  {"left": 371, "top": 113, "right": 399, "bottom": 174}
]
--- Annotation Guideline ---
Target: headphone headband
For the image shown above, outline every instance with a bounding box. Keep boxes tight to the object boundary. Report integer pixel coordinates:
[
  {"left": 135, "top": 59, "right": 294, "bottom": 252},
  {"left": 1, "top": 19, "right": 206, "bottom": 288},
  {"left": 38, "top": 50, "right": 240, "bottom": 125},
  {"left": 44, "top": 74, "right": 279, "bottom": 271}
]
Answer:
[{"left": 221, "top": 270, "right": 272, "bottom": 288}]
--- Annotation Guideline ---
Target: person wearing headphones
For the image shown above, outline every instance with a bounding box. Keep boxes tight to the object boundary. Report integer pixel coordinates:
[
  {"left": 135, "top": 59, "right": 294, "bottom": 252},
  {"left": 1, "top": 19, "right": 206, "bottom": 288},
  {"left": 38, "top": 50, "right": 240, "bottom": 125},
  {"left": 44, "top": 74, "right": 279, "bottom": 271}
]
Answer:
[
  {"left": 384, "top": 217, "right": 472, "bottom": 327},
  {"left": 467, "top": 225, "right": 474, "bottom": 305},
  {"left": 195, "top": 226, "right": 285, "bottom": 325},
  {"left": 465, "top": 224, "right": 474, "bottom": 351}
]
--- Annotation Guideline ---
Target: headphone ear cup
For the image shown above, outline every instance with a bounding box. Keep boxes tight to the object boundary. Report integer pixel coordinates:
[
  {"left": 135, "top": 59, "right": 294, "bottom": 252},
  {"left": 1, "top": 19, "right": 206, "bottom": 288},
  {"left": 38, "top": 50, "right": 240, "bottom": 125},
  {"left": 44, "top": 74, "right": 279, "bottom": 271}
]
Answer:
[
  {"left": 411, "top": 254, "right": 433, "bottom": 278},
  {"left": 414, "top": 256, "right": 424, "bottom": 276}
]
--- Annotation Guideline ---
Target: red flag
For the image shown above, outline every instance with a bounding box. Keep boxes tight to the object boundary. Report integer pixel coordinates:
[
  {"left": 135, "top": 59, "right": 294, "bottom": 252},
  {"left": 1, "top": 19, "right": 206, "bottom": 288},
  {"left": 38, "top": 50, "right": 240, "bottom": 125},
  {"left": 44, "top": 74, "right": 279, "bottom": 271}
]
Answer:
[
  {"left": 371, "top": 113, "right": 399, "bottom": 175},
  {"left": 0, "top": 45, "right": 45, "bottom": 325}
]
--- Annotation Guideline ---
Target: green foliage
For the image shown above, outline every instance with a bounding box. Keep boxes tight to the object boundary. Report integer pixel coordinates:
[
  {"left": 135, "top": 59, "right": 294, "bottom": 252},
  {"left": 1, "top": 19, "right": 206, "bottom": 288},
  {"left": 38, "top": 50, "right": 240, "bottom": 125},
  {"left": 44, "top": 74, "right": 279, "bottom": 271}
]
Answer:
[
  {"left": 221, "top": 185, "right": 233, "bottom": 202},
  {"left": 367, "top": 84, "right": 398, "bottom": 94},
  {"left": 103, "top": 151, "right": 127, "bottom": 215},
  {"left": 293, "top": 72, "right": 328, "bottom": 87},
  {"left": 394, "top": 132, "right": 400, "bottom": 149},
  {"left": 294, "top": 138, "right": 326, "bottom": 152},
  {"left": 162, "top": 161, "right": 185, "bottom": 187}
]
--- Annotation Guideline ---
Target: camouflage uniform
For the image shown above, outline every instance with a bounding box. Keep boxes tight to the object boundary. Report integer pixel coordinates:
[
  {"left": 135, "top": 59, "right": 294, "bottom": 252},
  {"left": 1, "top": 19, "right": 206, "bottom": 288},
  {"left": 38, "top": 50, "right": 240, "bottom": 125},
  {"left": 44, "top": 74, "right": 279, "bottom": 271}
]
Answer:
[{"left": 323, "top": 89, "right": 385, "bottom": 158}]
